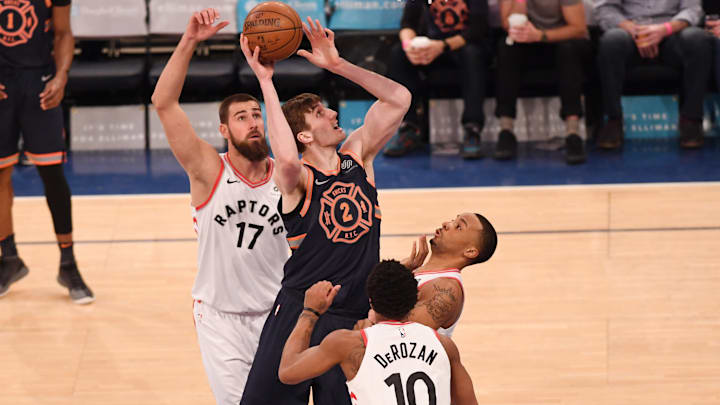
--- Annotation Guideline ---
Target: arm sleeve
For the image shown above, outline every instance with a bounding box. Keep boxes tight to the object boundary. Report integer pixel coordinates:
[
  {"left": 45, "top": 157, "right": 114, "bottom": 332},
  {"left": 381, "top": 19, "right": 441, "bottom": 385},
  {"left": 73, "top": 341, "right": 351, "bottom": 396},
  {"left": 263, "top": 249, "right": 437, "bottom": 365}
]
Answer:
[
  {"left": 53, "top": 0, "right": 71, "bottom": 6},
  {"left": 462, "top": 0, "right": 489, "bottom": 44},
  {"left": 401, "top": 0, "right": 424, "bottom": 30},
  {"left": 673, "top": 0, "right": 703, "bottom": 26},
  {"left": 594, "top": 0, "right": 628, "bottom": 31}
]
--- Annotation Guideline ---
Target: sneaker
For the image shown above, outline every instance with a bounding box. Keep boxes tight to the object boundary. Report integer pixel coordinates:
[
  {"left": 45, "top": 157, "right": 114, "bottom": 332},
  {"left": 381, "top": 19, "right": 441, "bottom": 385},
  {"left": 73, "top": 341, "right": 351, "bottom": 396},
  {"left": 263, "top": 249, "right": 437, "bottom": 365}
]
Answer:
[
  {"left": 493, "top": 130, "right": 517, "bottom": 160},
  {"left": 383, "top": 122, "right": 423, "bottom": 157},
  {"left": 596, "top": 119, "right": 624, "bottom": 150},
  {"left": 57, "top": 262, "right": 95, "bottom": 304},
  {"left": 565, "top": 134, "right": 586, "bottom": 165},
  {"left": 678, "top": 117, "right": 704, "bottom": 149},
  {"left": 0, "top": 256, "right": 29, "bottom": 297},
  {"left": 461, "top": 122, "right": 484, "bottom": 159}
]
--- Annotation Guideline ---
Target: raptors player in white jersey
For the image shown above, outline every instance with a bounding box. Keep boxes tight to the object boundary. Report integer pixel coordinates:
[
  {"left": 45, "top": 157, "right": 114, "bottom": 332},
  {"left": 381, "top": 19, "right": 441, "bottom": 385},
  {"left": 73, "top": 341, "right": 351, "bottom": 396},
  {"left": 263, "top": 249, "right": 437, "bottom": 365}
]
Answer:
[
  {"left": 358, "top": 212, "right": 497, "bottom": 337},
  {"left": 152, "top": 9, "right": 289, "bottom": 405},
  {"left": 278, "top": 260, "right": 478, "bottom": 405}
]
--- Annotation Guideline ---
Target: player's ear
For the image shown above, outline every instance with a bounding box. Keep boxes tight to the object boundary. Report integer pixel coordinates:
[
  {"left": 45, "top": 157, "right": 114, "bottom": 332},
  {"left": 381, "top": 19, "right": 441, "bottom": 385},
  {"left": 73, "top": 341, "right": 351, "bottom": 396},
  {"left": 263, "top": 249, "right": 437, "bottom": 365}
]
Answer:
[
  {"left": 219, "top": 123, "right": 230, "bottom": 140},
  {"left": 297, "top": 131, "right": 312, "bottom": 146},
  {"left": 463, "top": 246, "right": 479, "bottom": 262}
]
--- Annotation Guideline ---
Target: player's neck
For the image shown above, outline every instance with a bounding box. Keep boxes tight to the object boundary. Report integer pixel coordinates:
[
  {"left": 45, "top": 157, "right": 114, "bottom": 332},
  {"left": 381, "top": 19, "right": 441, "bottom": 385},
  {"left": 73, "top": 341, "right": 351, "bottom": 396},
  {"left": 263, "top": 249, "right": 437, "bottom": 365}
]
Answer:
[
  {"left": 302, "top": 147, "right": 340, "bottom": 173},
  {"left": 226, "top": 151, "right": 269, "bottom": 182},
  {"left": 415, "top": 255, "right": 463, "bottom": 274}
]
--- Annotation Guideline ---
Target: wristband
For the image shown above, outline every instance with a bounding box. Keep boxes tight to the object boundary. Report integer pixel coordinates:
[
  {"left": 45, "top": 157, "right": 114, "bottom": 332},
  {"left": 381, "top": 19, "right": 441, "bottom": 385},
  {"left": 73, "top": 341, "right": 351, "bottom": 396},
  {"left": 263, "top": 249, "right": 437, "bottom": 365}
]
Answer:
[
  {"left": 402, "top": 40, "right": 411, "bottom": 50},
  {"left": 664, "top": 22, "right": 673, "bottom": 35},
  {"left": 303, "top": 307, "right": 321, "bottom": 317}
]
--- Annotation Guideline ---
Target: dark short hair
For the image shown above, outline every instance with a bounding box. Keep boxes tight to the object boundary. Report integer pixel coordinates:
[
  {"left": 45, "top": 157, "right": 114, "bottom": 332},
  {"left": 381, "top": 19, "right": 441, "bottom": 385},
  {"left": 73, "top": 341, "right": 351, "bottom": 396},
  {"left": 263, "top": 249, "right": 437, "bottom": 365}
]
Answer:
[
  {"left": 366, "top": 260, "right": 418, "bottom": 320},
  {"left": 219, "top": 94, "right": 261, "bottom": 124},
  {"left": 281, "top": 93, "right": 322, "bottom": 153},
  {"left": 470, "top": 213, "right": 497, "bottom": 265}
]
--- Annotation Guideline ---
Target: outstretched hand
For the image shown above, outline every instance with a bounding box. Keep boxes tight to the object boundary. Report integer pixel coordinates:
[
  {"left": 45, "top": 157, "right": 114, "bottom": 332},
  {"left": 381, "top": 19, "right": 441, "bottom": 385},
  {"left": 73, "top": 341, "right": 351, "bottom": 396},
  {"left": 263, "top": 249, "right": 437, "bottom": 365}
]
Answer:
[
  {"left": 240, "top": 34, "right": 275, "bottom": 81},
  {"left": 297, "top": 17, "right": 341, "bottom": 70},
  {"left": 185, "top": 8, "right": 230, "bottom": 42}
]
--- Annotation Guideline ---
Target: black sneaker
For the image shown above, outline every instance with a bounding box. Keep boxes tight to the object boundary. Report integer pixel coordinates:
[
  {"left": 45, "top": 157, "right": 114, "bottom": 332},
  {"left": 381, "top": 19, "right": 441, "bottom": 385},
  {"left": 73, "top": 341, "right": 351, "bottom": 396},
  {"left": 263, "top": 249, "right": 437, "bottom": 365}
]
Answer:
[
  {"left": 493, "top": 130, "right": 517, "bottom": 160},
  {"left": 565, "top": 134, "right": 586, "bottom": 165},
  {"left": 461, "top": 122, "right": 484, "bottom": 159},
  {"left": 57, "top": 262, "right": 95, "bottom": 304},
  {"left": 383, "top": 122, "right": 423, "bottom": 157},
  {"left": 678, "top": 117, "right": 704, "bottom": 149},
  {"left": 0, "top": 256, "right": 29, "bottom": 297},
  {"left": 596, "top": 119, "right": 624, "bottom": 150}
]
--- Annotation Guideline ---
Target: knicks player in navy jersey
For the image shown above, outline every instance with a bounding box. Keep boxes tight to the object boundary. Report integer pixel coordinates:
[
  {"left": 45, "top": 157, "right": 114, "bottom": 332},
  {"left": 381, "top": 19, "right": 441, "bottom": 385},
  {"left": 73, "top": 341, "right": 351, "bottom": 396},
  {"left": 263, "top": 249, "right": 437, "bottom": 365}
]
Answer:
[
  {"left": 279, "top": 260, "right": 479, "bottom": 405},
  {"left": 239, "top": 18, "right": 411, "bottom": 405},
  {"left": 0, "top": 0, "right": 94, "bottom": 303}
]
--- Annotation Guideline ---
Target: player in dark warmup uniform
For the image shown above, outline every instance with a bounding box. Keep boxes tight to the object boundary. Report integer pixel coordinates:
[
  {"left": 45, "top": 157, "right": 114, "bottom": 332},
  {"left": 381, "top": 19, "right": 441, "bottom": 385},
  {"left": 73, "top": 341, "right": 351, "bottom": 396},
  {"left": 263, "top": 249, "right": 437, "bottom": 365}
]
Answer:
[
  {"left": 0, "top": 0, "right": 93, "bottom": 303},
  {"left": 239, "top": 18, "right": 411, "bottom": 405}
]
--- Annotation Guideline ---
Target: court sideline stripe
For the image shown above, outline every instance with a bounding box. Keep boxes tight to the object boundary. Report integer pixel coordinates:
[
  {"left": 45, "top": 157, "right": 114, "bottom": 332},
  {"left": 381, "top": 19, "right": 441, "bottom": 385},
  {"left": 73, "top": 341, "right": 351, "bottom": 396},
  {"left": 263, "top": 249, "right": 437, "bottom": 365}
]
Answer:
[{"left": 15, "top": 225, "right": 720, "bottom": 246}]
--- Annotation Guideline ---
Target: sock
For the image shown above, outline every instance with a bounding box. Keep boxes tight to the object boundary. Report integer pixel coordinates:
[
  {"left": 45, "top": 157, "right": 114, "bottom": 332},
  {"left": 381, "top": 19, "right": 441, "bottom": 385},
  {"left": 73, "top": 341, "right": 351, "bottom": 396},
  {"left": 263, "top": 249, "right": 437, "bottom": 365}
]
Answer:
[
  {"left": 59, "top": 242, "right": 75, "bottom": 265},
  {"left": 1, "top": 234, "right": 18, "bottom": 258},
  {"left": 500, "top": 117, "right": 514, "bottom": 131},
  {"left": 566, "top": 117, "right": 580, "bottom": 136}
]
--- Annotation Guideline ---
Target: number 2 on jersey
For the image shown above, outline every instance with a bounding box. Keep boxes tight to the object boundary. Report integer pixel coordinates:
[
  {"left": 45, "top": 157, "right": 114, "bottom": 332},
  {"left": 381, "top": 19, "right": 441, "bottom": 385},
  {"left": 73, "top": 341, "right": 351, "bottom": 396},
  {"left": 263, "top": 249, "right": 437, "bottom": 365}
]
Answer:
[
  {"left": 237, "top": 222, "right": 263, "bottom": 249},
  {"left": 385, "top": 372, "right": 436, "bottom": 405}
]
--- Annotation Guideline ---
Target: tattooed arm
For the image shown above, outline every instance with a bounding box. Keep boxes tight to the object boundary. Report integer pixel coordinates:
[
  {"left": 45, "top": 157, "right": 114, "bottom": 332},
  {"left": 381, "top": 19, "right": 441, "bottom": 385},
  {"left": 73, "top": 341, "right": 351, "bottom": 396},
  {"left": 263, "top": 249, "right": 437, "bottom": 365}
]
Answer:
[{"left": 409, "top": 278, "right": 464, "bottom": 330}]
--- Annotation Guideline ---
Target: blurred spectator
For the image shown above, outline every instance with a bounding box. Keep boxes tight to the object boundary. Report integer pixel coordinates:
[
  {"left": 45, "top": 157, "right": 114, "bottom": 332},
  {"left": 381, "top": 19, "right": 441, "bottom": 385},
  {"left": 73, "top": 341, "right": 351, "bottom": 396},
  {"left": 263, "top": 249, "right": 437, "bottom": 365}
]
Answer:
[
  {"left": 494, "top": 0, "right": 591, "bottom": 165},
  {"left": 595, "top": 0, "right": 712, "bottom": 149},
  {"left": 704, "top": 0, "right": 720, "bottom": 89},
  {"left": 384, "top": 0, "right": 490, "bottom": 159}
]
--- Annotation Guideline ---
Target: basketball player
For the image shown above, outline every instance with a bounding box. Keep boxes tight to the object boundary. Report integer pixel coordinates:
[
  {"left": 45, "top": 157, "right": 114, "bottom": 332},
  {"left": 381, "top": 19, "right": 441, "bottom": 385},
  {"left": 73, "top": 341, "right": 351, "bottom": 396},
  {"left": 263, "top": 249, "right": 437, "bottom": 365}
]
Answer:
[
  {"left": 239, "top": 18, "right": 411, "bottom": 405},
  {"left": 358, "top": 213, "right": 497, "bottom": 337},
  {"left": 151, "top": 9, "right": 289, "bottom": 405},
  {"left": 279, "top": 260, "right": 479, "bottom": 405},
  {"left": 0, "top": 0, "right": 94, "bottom": 303}
]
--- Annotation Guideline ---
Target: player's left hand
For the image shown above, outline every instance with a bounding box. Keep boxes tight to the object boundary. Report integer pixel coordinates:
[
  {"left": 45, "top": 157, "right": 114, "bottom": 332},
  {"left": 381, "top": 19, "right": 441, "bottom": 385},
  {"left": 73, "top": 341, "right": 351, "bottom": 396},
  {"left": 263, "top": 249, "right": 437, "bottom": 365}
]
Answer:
[
  {"left": 304, "top": 281, "right": 341, "bottom": 315},
  {"left": 353, "top": 318, "right": 373, "bottom": 330},
  {"left": 240, "top": 33, "right": 275, "bottom": 81},
  {"left": 39, "top": 73, "right": 67, "bottom": 110},
  {"left": 297, "top": 17, "right": 341, "bottom": 71},
  {"left": 510, "top": 21, "right": 543, "bottom": 43},
  {"left": 400, "top": 235, "right": 429, "bottom": 271}
]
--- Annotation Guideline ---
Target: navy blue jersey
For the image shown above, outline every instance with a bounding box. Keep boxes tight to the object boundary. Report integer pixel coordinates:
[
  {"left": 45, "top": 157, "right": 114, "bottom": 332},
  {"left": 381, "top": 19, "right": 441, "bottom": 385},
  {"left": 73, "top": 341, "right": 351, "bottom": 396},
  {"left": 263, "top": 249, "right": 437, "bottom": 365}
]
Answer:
[
  {"left": 281, "top": 152, "right": 381, "bottom": 318},
  {"left": 0, "top": 0, "right": 70, "bottom": 68}
]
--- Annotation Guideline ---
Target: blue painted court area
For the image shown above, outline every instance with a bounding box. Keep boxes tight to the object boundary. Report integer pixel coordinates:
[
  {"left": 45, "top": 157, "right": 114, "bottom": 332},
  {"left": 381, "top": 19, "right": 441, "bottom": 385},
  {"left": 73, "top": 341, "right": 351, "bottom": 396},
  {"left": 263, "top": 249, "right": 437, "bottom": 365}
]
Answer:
[{"left": 11, "top": 138, "right": 720, "bottom": 197}]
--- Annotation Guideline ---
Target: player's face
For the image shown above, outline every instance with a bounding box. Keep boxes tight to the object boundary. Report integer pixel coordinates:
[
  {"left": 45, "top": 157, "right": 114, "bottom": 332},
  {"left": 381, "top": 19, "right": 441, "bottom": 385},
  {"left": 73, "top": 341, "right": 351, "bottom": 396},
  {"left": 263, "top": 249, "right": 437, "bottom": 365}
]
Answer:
[
  {"left": 224, "top": 101, "right": 269, "bottom": 161},
  {"left": 305, "top": 102, "right": 346, "bottom": 147},
  {"left": 430, "top": 213, "right": 482, "bottom": 255}
]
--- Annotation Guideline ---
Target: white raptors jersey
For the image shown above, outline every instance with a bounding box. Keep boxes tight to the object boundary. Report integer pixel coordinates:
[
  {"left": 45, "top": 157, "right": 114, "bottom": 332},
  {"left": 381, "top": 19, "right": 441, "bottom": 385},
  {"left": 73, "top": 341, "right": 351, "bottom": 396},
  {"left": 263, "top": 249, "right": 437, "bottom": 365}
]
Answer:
[
  {"left": 414, "top": 269, "right": 464, "bottom": 337},
  {"left": 191, "top": 154, "right": 289, "bottom": 313},
  {"left": 347, "top": 322, "right": 451, "bottom": 405}
]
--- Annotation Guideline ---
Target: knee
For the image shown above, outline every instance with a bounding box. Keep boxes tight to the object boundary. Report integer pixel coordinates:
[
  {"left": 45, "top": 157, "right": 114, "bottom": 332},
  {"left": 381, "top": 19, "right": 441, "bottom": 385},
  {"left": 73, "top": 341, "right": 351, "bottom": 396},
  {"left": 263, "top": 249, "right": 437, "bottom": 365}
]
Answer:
[
  {"left": 678, "top": 27, "right": 712, "bottom": 55},
  {"left": 598, "top": 28, "right": 634, "bottom": 56}
]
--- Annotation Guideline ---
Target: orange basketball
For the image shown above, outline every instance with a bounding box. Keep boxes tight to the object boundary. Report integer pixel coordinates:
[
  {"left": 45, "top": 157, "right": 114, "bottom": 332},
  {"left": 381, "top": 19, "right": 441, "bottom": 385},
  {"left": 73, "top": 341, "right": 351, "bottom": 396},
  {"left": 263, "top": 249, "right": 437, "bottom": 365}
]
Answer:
[{"left": 243, "top": 2, "right": 303, "bottom": 63}]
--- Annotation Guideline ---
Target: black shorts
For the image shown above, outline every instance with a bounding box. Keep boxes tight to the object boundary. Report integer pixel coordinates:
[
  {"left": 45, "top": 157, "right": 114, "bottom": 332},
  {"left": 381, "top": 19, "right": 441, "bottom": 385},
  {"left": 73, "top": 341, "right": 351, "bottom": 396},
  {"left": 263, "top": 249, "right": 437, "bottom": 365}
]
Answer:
[
  {"left": 240, "top": 288, "right": 360, "bottom": 405},
  {"left": 0, "top": 66, "right": 66, "bottom": 168}
]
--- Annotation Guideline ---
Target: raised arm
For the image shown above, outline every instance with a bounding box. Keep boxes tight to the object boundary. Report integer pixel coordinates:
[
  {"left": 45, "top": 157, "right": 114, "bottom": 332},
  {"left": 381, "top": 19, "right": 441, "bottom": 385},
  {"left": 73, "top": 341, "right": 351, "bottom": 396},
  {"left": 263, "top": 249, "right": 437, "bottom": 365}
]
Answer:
[
  {"left": 438, "top": 334, "right": 478, "bottom": 405},
  {"left": 279, "top": 281, "right": 347, "bottom": 384},
  {"left": 298, "top": 18, "right": 411, "bottom": 167},
  {"left": 39, "top": 4, "right": 73, "bottom": 111},
  {"left": 409, "top": 278, "right": 464, "bottom": 330},
  {"left": 239, "top": 35, "right": 305, "bottom": 197},
  {"left": 151, "top": 9, "right": 229, "bottom": 203}
]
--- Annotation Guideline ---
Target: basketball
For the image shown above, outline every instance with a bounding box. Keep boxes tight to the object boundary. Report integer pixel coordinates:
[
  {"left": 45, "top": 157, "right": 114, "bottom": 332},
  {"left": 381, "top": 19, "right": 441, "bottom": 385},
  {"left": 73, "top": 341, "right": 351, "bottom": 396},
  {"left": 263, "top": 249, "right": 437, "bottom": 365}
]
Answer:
[{"left": 243, "top": 2, "right": 303, "bottom": 63}]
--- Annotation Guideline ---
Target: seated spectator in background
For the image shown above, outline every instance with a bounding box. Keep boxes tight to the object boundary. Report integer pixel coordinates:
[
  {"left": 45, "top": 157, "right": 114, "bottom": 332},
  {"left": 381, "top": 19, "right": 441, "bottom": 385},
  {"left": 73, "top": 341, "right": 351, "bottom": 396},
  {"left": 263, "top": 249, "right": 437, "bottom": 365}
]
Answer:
[
  {"left": 384, "top": 0, "right": 490, "bottom": 159},
  {"left": 595, "top": 0, "right": 712, "bottom": 149},
  {"left": 493, "top": 0, "right": 591, "bottom": 165},
  {"left": 704, "top": 0, "right": 720, "bottom": 89}
]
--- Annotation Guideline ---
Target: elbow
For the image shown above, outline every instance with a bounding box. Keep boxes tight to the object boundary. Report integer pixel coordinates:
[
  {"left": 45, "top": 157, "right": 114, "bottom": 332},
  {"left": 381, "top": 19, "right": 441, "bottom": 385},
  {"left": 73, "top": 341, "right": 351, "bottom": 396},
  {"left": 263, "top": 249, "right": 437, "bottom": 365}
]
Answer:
[
  {"left": 395, "top": 86, "right": 412, "bottom": 113},
  {"left": 151, "top": 92, "right": 170, "bottom": 111},
  {"left": 278, "top": 367, "right": 298, "bottom": 385}
]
